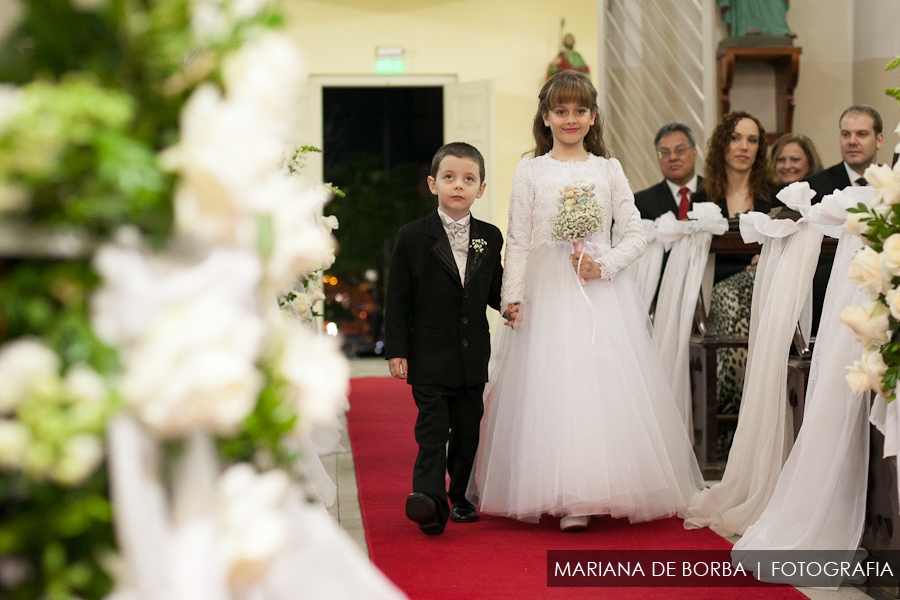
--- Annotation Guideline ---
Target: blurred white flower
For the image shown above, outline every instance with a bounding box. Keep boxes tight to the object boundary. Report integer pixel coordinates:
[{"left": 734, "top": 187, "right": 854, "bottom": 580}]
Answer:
[
  {"left": 190, "top": 0, "right": 229, "bottom": 39},
  {"left": 0, "top": 339, "right": 60, "bottom": 415},
  {"left": 844, "top": 211, "right": 870, "bottom": 238},
  {"left": 848, "top": 246, "right": 891, "bottom": 297},
  {"left": 92, "top": 244, "right": 261, "bottom": 345},
  {"left": 0, "top": 420, "right": 31, "bottom": 469},
  {"left": 64, "top": 364, "right": 107, "bottom": 404},
  {"left": 290, "top": 292, "right": 313, "bottom": 317},
  {"left": 279, "top": 323, "right": 349, "bottom": 431},
  {"left": 0, "top": 184, "right": 28, "bottom": 213},
  {"left": 319, "top": 214, "right": 339, "bottom": 233},
  {"left": 222, "top": 33, "right": 306, "bottom": 123},
  {"left": 216, "top": 463, "right": 290, "bottom": 589},
  {"left": 865, "top": 163, "right": 900, "bottom": 206},
  {"left": 53, "top": 433, "right": 104, "bottom": 485},
  {"left": 841, "top": 300, "right": 892, "bottom": 348},
  {"left": 232, "top": 0, "right": 273, "bottom": 19},
  {"left": 120, "top": 299, "right": 265, "bottom": 438}
]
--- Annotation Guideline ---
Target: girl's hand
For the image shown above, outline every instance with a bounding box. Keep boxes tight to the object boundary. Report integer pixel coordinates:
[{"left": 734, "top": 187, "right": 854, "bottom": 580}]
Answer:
[
  {"left": 503, "top": 303, "right": 520, "bottom": 328},
  {"left": 570, "top": 253, "right": 602, "bottom": 280}
]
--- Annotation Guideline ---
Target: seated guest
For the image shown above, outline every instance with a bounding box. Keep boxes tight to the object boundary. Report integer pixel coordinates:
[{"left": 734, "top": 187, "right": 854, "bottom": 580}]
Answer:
[
  {"left": 807, "top": 105, "right": 884, "bottom": 334},
  {"left": 771, "top": 133, "right": 823, "bottom": 185},
  {"left": 693, "top": 111, "right": 774, "bottom": 420},
  {"left": 635, "top": 123, "right": 703, "bottom": 221}
]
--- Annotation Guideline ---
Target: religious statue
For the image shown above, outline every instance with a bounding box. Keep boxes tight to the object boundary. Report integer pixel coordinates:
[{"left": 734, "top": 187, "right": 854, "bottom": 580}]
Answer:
[
  {"left": 718, "top": 0, "right": 791, "bottom": 37},
  {"left": 546, "top": 33, "right": 589, "bottom": 80}
]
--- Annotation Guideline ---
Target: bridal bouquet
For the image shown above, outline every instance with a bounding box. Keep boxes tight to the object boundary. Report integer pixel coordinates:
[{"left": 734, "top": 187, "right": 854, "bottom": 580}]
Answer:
[
  {"left": 551, "top": 180, "right": 606, "bottom": 283},
  {"left": 842, "top": 55, "right": 900, "bottom": 400}
]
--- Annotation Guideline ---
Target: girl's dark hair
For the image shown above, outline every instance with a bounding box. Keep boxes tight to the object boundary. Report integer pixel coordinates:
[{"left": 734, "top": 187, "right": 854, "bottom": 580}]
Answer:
[
  {"left": 702, "top": 111, "right": 771, "bottom": 207},
  {"left": 531, "top": 71, "right": 609, "bottom": 158}
]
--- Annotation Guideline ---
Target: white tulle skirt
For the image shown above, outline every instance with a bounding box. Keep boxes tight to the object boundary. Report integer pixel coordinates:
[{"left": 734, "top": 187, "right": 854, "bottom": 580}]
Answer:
[{"left": 470, "top": 242, "right": 704, "bottom": 523}]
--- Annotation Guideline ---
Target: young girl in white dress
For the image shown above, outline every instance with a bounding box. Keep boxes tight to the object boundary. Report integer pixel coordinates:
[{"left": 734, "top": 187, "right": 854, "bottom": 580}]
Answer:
[{"left": 470, "top": 71, "right": 704, "bottom": 532}]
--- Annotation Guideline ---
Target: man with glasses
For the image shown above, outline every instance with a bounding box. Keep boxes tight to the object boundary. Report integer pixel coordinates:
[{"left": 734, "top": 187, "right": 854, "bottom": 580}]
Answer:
[{"left": 635, "top": 123, "right": 702, "bottom": 221}]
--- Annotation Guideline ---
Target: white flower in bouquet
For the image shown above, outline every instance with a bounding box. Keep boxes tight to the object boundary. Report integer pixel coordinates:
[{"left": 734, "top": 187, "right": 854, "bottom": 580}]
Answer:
[
  {"left": 278, "top": 322, "right": 349, "bottom": 431},
  {"left": 865, "top": 163, "right": 900, "bottom": 206},
  {"left": 222, "top": 32, "right": 306, "bottom": 124},
  {"left": 190, "top": 0, "right": 230, "bottom": 39},
  {"left": 0, "top": 184, "right": 28, "bottom": 213},
  {"left": 881, "top": 233, "right": 900, "bottom": 279},
  {"left": 841, "top": 300, "right": 892, "bottom": 348},
  {"left": 844, "top": 211, "right": 871, "bottom": 238},
  {"left": 845, "top": 347, "right": 889, "bottom": 395},
  {"left": 0, "top": 84, "right": 22, "bottom": 134},
  {"left": 887, "top": 287, "right": 900, "bottom": 320},
  {"left": 52, "top": 433, "right": 104, "bottom": 485},
  {"left": 0, "top": 339, "right": 60, "bottom": 415},
  {"left": 848, "top": 246, "right": 891, "bottom": 297},
  {"left": 215, "top": 463, "right": 290, "bottom": 589},
  {"left": 0, "top": 419, "right": 31, "bottom": 469},
  {"left": 92, "top": 244, "right": 261, "bottom": 345},
  {"left": 232, "top": 0, "right": 274, "bottom": 19},
  {"left": 120, "top": 298, "right": 265, "bottom": 438},
  {"left": 319, "top": 214, "right": 339, "bottom": 234}
]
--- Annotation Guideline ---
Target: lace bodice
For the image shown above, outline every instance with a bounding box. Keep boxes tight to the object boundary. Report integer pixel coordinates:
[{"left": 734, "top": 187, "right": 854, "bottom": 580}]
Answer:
[{"left": 501, "top": 154, "right": 646, "bottom": 308}]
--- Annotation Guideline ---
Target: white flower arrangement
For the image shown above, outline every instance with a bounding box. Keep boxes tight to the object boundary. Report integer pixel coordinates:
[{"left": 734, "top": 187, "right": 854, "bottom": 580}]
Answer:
[
  {"left": 470, "top": 238, "right": 486, "bottom": 265},
  {"left": 550, "top": 180, "right": 606, "bottom": 242}
]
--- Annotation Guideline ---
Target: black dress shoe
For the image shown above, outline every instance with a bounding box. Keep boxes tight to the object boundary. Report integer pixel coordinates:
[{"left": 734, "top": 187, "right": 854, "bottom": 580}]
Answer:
[
  {"left": 405, "top": 492, "right": 444, "bottom": 535},
  {"left": 450, "top": 500, "right": 479, "bottom": 523}
]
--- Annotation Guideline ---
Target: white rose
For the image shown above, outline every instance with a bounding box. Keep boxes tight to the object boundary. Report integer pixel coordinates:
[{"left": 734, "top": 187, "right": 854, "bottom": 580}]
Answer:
[
  {"left": 0, "top": 339, "right": 60, "bottom": 414},
  {"left": 844, "top": 212, "right": 870, "bottom": 238},
  {"left": 319, "top": 215, "right": 339, "bottom": 233},
  {"left": 0, "top": 420, "right": 31, "bottom": 469},
  {"left": 279, "top": 323, "right": 349, "bottom": 430},
  {"left": 845, "top": 360, "right": 873, "bottom": 395},
  {"left": 882, "top": 234, "right": 900, "bottom": 279},
  {"left": 290, "top": 293, "right": 312, "bottom": 317},
  {"left": 865, "top": 162, "right": 900, "bottom": 206},
  {"left": 121, "top": 299, "right": 265, "bottom": 438},
  {"left": 53, "top": 434, "right": 104, "bottom": 485},
  {"left": 848, "top": 246, "right": 890, "bottom": 297},
  {"left": 885, "top": 288, "right": 900, "bottom": 320},
  {"left": 190, "top": 0, "right": 228, "bottom": 39},
  {"left": 841, "top": 300, "right": 892, "bottom": 347},
  {"left": 216, "top": 464, "right": 290, "bottom": 589},
  {"left": 863, "top": 347, "right": 889, "bottom": 395}
]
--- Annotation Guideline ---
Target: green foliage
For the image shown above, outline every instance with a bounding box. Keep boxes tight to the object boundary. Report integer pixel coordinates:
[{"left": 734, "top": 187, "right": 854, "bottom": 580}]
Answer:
[{"left": 887, "top": 56, "right": 900, "bottom": 72}]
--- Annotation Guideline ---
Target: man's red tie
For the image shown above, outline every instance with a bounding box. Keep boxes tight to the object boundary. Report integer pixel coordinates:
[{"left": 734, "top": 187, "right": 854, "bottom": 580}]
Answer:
[{"left": 678, "top": 187, "right": 690, "bottom": 220}]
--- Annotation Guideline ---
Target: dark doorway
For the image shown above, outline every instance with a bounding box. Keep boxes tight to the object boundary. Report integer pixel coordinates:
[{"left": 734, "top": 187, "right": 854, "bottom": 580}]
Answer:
[{"left": 322, "top": 86, "right": 443, "bottom": 357}]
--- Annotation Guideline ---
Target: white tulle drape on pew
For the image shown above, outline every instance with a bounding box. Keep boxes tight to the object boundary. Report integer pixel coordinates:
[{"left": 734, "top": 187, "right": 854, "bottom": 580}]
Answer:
[
  {"left": 651, "top": 204, "right": 728, "bottom": 439},
  {"left": 733, "top": 187, "right": 869, "bottom": 588},
  {"left": 623, "top": 219, "right": 665, "bottom": 313},
  {"left": 682, "top": 183, "right": 823, "bottom": 536}
]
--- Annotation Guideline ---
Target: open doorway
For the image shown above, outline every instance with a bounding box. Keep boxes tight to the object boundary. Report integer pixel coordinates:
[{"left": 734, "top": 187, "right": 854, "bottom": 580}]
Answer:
[{"left": 322, "top": 86, "right": 443, "bottom": 357}]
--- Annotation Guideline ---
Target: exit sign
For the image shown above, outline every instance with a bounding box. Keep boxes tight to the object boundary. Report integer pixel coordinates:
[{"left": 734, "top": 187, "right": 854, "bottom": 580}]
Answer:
[{"left": 376, "top": 47, "right": 405, "bottom": 75}]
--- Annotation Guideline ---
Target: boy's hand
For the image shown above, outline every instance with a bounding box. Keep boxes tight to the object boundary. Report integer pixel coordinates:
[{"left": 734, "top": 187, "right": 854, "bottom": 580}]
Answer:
[{"left": 389, "top": 357, "right": 408, "bottom": 379}]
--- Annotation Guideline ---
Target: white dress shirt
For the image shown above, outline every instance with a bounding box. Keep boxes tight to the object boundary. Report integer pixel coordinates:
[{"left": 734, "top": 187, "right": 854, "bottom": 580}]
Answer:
[
  {"left": 438, "top": 208, "right": 470, "bottom": 284},
  {"left": 844, "top": 162, "right": 870, "bottom": 186}
]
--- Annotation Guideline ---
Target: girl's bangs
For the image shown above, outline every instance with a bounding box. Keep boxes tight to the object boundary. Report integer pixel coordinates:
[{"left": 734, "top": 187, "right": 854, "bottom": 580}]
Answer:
[{"left": 545, "top": 80, "right": 594, "bottom": 110}]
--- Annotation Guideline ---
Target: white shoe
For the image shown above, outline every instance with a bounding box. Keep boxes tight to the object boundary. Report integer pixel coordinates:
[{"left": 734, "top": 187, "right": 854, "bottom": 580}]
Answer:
[{"left": 559, "top": 515, "right": 589, "bottom": 532}]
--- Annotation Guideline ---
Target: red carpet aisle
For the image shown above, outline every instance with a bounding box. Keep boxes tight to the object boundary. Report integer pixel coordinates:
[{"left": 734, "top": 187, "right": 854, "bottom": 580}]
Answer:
[{"left": 347, "top": 377, "right": 806, "bottom": 600}]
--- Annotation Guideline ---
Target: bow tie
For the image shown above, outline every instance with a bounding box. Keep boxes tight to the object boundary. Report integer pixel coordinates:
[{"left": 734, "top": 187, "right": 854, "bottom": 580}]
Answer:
[{"left": 451, "top": 222, "right": 468, "bottom": 237}]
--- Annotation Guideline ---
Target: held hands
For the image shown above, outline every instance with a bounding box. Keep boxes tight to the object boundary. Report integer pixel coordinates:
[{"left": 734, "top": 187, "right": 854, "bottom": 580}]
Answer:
[
  {"left": 389, "top": 357, "right": 408, "bottom": 380},
  {"left": 748, "top": 254, "right": 760, "bottom": 270},
  {"left": 503, "top": 303, "right": 520, "bottom": 328},
  {"left": 570, "top": 251, "right": 602, "bottom": 280}
]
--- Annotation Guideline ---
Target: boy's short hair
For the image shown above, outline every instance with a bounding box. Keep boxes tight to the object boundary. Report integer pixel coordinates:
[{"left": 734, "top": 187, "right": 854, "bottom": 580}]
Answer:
[{"left": 430, "top": 142, "right": 485, "bottom": 182}]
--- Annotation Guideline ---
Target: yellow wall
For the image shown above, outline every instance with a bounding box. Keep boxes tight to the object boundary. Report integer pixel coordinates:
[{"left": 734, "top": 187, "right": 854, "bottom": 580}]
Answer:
[{"left": 283, "top": 0, "right": 598, "bottom": 236}]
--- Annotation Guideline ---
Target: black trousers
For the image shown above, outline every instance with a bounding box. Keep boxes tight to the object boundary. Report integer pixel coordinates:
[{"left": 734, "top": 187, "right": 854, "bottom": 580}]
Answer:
[{"left": 411, "top": 383, "right": 485, "bottom": 526}]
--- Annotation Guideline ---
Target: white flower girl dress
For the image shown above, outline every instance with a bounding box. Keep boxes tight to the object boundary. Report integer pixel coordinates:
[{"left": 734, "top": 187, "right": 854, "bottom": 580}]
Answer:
[{"left": 470, "top": 154, "right": 703, "bottom": 523}]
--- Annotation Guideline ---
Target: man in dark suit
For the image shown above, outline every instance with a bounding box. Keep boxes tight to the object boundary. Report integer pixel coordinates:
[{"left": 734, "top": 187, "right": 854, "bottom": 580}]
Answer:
[
  {"left": 384, "top": 142, "right": 503, "bottom": 535},
  {"left": 807, "top": 105, "right": 884, "bottom": 333},
  {"left": 634, "top": 123, "right": 703, "bottom": 221}
]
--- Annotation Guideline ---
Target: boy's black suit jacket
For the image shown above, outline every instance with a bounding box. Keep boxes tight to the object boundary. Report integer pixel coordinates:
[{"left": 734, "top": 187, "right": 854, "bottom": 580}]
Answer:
[
  {"left": 634, "top": 176, "right": 704, "bottom": 221},
  {"left": 385, "top": 209, "right": 503, "bottom": 387}
]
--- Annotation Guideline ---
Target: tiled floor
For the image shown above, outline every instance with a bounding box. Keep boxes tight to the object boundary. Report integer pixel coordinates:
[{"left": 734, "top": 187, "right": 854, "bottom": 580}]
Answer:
[{"left": 328, "top": 358, "right": 873, "bottom": 599}]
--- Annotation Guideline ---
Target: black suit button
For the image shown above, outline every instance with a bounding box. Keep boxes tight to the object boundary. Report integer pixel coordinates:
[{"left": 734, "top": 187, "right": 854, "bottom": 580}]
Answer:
[
  {"left": 462, "top": 317, "right": 468, "bottom": 324},
  {"left": 462, "top": 340, "right": 468, "bottom": 347},
  {"left": 464, "top": 291, "right": 469, "bottom": 298}
]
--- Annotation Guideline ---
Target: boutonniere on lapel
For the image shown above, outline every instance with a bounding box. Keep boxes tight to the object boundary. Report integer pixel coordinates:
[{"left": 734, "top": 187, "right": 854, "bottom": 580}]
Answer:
[{"left": 470, "top": 238, "right": 487, "bottom": 265}]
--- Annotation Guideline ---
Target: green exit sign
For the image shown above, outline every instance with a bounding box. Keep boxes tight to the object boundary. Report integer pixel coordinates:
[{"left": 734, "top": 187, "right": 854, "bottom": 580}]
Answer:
[{"left": 376, "top": 47, "right": 405, "bottom": 75}]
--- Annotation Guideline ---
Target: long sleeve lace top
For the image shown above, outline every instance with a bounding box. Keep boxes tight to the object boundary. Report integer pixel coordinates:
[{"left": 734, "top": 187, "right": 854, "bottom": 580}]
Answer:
[{"left": 500, "top": 154, "right": 647, "bottom": 308}]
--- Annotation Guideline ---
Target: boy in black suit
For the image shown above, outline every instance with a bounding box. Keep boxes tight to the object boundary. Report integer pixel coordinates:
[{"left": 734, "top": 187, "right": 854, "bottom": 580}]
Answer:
[{"left": 385, "top": 142, "right": 503, "bottom": 535}]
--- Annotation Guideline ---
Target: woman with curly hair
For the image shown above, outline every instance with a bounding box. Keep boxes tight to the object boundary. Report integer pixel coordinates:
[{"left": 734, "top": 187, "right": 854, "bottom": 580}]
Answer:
[{"left": 692, "top": 111, "right": 778, "bottom": 448}]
